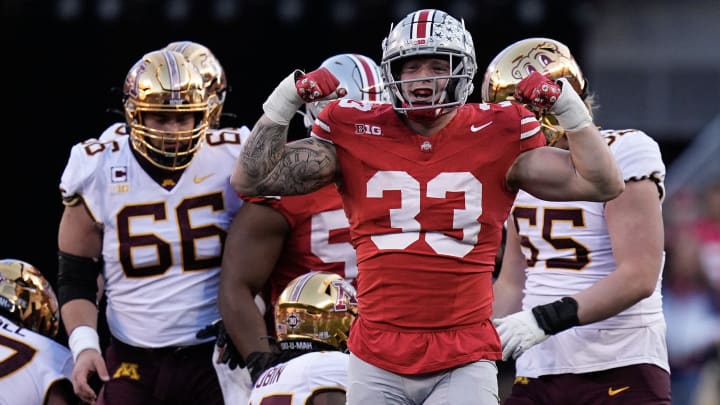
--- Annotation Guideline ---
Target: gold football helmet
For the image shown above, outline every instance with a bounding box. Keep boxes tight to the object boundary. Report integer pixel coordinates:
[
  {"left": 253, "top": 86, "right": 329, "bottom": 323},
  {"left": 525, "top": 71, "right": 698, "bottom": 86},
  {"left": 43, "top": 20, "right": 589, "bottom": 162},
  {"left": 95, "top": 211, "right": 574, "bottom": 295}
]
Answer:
[
  {"left": 481, "top": 37, "right": 588, "bottom": 145},
  {"left": 275, "top": 271, "right": 358, "bottom": 351},
  {"left": 0, "top": 259, "right": 59, "bottom": 337},
  {"left": 123, "top": 49, "right": 210, "bottom": 171},
  {"left": 166, "top": 41, "right": 228, "bottom": 128}
]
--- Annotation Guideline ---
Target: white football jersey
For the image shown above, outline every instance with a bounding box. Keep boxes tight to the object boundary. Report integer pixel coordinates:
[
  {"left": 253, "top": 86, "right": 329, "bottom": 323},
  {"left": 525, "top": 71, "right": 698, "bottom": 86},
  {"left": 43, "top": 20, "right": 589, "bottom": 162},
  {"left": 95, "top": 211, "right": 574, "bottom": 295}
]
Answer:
[
  {"left": 248, "top": 351, "right": 348, "bottom": 405},
  {"left": 97, "top": 122, "right": 128, "bottom": 141},
  {"left": 513, "top": 129, "right": 670, "bottom": 376},
  {"left": 59, "top": 127, "right": 250, "bottom": 348},
  {"left": 0, "top": 315, "right": 74, "bottom": 405}
]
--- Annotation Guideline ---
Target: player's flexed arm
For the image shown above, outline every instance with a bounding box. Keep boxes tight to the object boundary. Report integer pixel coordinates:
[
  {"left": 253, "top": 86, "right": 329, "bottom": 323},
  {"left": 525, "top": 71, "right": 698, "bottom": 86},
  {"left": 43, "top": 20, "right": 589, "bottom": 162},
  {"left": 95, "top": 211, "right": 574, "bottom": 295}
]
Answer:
[
  {"left": 507, "top": 72, "right": 624, "bottom": 202},
  {"left": 231, "top": 69, "right": 344, "bottom": 196}
]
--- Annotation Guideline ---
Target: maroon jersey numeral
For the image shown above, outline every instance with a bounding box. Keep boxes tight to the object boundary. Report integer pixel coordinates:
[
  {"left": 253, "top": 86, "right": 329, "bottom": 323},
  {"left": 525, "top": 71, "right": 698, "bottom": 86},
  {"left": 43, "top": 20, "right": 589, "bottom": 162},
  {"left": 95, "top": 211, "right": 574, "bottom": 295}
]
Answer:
[
  {"left": 116, "top": 193, "right": 226, "bottom": 277},
  {"left": 0, "top": 334, "right": 37, "bottom": 377},
  {"left": 512, "top": 207, "right": 590, "bottom": 270}
]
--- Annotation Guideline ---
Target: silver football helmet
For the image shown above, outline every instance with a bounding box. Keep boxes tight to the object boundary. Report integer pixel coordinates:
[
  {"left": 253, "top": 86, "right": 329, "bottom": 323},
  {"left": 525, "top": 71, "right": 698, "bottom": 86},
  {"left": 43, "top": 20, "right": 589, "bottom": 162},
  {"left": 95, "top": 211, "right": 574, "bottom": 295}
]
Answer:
[
  {"left": 481, "top": 37, "right": 588, "bottom": 145},
  {"left": 381, "top": 9, "right": 476, "bottom": 121},
  {"left": 303, "top": 53, "right": 387, "bottom": 128},
  {"left": 165, "top": 41, "right": 228, "bottom": 128},
  {"left": 123, "top": 49, "right": 210, "bottom": 171}
]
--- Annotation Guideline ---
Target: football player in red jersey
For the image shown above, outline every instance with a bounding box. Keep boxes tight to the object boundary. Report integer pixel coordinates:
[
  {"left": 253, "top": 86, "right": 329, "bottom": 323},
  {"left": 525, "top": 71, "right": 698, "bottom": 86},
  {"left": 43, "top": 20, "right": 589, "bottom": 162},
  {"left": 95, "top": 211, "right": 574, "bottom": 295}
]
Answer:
[
  {"left": 215, "top": 54, "right": 385, "bottom": 394},
  {"left": 230, "top": 9, "right": 624, "bottom": 405}
]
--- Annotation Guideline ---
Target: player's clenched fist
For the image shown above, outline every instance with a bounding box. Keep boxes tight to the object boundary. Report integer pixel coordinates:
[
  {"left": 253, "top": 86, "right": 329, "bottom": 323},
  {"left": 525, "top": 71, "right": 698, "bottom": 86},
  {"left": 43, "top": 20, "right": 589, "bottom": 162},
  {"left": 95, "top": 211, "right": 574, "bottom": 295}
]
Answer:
[
  {"left": 514, "top": 71, "right": 561, "bottom": 111},
  {"left": 295, "top": 67, "right": 347, "bottom": 102},
  {"left": 515, "top": 70, "right": 593, "bottom": 132},
  {"left": 263, "top": 68, "right": 347, "bottom": 126}
]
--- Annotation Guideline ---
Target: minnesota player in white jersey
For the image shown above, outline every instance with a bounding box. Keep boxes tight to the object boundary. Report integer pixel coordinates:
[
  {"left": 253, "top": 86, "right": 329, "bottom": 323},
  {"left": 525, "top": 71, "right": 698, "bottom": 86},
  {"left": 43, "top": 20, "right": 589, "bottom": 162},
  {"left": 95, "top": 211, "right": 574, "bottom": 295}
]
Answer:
[
  {"left": 91, "top": 43, "right": 252, "bottom": 404},
  {"left": 93, "top": 41, "right": 253, "bottom": 405},
  {"left": 57, "top": 49, "right": 249, "bottom": 405},
  {"left": 248, "top": 271, "right": 357, "bottom": 405},
  {"left": 0, "top": 259, "right": 78, "bottom": 405},
  {"left": 488, "top": 38, "right": 671, "bottom": 404}
]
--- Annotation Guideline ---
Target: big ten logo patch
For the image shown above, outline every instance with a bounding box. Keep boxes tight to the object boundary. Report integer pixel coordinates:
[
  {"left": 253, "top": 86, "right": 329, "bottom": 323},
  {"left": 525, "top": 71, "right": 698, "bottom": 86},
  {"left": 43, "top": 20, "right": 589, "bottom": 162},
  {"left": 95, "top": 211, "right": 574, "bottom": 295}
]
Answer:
[{"left": 354, "top": 124, "right": 382, "bottom": 136}]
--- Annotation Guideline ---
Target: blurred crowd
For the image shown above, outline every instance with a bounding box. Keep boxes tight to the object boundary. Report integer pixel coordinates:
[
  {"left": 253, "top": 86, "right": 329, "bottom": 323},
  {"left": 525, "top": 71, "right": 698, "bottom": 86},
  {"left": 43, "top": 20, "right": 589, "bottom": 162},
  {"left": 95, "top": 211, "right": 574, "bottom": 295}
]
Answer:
[{"left": 663, "top": 178, "right": 720, "bottom": 404}]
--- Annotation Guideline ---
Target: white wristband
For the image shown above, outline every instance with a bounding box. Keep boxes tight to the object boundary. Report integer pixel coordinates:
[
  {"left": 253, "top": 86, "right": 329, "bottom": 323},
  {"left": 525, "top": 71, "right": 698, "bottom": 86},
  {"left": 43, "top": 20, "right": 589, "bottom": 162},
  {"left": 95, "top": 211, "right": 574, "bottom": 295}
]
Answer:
[
  {"left": 262, "top": 70, "right": 305, "bottom": 125},
  {"left": 550, "top": 78, "right": 593, "bottom": 131},
  {"left": 68, "top": 325, "right": 101, "bottom": 362}
]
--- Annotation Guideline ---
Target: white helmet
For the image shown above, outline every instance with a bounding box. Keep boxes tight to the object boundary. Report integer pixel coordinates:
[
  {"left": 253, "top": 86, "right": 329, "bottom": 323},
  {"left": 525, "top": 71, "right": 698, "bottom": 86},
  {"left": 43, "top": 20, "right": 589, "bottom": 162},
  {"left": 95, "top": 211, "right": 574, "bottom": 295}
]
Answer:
[
  {"left": 303, "top": 53, "right": 387, "bottom": 128},
  {"left": 381, "top": 9, "right": 476, "bottom": 121}
]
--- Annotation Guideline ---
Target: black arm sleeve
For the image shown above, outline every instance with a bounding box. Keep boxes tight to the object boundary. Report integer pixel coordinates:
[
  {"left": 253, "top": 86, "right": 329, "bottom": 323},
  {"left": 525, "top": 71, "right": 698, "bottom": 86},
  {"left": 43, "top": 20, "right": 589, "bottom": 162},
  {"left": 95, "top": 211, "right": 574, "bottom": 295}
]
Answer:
[{"left": 57, "top": 251, "right": 102, "bottom": 308}]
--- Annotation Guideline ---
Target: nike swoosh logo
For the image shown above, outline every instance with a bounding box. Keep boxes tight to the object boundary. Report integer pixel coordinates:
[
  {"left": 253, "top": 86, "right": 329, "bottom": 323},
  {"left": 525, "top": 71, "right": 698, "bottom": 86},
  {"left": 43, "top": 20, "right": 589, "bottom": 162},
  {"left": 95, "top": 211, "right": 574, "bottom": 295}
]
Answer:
[
  {"left": 193, "top": 174, "right": 215, "bottom": 184},
  {"left": 470, "top": 121, "right": 493, "bottom": 132},
  {"left": 608, "top": 386, "right": 630, "bottom": 396}
]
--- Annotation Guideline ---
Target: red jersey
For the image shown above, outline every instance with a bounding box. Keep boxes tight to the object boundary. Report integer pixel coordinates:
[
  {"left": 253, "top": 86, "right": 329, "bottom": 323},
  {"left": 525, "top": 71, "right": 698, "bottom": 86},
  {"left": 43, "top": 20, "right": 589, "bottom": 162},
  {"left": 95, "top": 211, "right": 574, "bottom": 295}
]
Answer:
[
  {"left": 243, "top": 184, "right": 356, "bottom": 303},
  {"left": 311, "top": 100, "right": 545, "bottom": 374}
]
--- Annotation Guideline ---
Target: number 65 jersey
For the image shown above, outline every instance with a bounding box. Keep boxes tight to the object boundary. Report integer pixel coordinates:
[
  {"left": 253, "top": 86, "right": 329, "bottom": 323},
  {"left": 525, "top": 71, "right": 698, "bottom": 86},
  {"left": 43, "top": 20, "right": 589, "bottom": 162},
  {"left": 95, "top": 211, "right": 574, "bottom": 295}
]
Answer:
[
  {"left": 513, "top": 128, "right": 669, "bottom": 377},
  {"left": 242, "top": 183, "right": 357, "bottom": 305},
  {"left": 58, "top": 127, "right": 249, "bottom": 348}
]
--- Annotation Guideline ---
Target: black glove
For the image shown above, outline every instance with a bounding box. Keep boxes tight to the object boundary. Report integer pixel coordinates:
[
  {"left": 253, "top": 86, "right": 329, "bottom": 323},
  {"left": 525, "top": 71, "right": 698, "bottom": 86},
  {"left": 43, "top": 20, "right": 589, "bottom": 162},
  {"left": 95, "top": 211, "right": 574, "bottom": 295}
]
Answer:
[
  {"left": 196, "top": 320, "right": 245, "bottom": 370},
  {"left": 246, "top": 351, "right": 279, "bottom": 384}
]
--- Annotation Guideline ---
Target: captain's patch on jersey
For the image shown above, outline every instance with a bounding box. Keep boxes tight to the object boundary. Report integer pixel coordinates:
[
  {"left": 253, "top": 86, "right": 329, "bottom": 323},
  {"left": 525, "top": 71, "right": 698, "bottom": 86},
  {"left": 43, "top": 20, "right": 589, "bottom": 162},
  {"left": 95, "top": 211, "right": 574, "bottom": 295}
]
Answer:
[{"left": 111, "top": 166, "right": 128, "bottom": 183}]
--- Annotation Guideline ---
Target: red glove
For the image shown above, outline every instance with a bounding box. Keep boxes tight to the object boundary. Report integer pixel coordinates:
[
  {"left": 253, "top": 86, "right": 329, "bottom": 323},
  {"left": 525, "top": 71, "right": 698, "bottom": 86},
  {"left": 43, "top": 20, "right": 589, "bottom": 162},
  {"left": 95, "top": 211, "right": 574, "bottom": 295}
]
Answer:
[
  {"left": 514, "top": 71, "right": 562, "bottom": 112},
  {"left": 295, "top": 67, "right": 347, "bottom": 102}
]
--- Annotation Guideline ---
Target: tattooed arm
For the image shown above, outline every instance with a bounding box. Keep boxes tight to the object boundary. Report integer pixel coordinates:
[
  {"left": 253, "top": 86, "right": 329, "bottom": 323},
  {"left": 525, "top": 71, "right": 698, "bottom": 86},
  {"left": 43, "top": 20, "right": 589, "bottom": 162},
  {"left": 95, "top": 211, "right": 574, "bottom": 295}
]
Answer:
[
  {"left": 231, "top": 68, "right": 342, "bottom": 196},
  {"left": 231, "top": 115, "right": 338, "bottom": 196}
]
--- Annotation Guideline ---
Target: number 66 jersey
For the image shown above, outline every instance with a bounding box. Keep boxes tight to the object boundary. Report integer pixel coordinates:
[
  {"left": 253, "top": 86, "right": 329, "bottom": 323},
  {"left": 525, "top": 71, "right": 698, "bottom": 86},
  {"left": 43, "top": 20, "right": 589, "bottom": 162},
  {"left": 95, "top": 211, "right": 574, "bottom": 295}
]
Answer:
[{"left": 58, "top": 126, "right": 249, "bottom": 348}]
